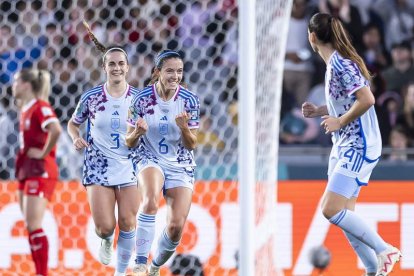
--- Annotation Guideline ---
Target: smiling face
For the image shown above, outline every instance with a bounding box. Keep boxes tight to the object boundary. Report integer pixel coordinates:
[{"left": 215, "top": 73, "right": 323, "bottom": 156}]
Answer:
[
  {"left": 158, "top": 57, "right": 183, "bottom": 92},
  {"left": 103, "top": 50, "right": 129, "bottom": 85}
]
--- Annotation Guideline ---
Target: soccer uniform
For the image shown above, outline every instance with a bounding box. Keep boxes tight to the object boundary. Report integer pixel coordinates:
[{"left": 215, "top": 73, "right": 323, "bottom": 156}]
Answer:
[
  {"left": 128, "top": 84, "right": 200, "bottom": 190},
  {"left": 325, "top": 51, "right": 382, "bottom": 193},
  {"left": 72, "top": 83, "right": 138, "bottom": 186},
  {"left": 16, "top": 99, "right": 59, "bottom": 200}
]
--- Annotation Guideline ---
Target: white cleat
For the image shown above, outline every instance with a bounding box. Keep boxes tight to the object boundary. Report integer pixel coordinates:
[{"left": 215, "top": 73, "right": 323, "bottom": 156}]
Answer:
[
  {"left": 376, "top": 245, "right": 402, "bottom": 276},
  {"left": 148, "top": 264, "right": 160, "bottom": 276},
  {"left": 132, "top": 263, "right": 148, "bottom": 276},
  {"left": 99, "top": 238, "right": 113, "bottom": 265}
]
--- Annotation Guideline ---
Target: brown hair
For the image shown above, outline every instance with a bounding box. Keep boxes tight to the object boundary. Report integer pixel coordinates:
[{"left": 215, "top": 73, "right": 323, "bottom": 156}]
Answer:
[
  {"left": 18, "top": 68, "right": 51, "bottom": 102},
  {"left": 82, "top": 20, "right": 128, "bottom": 64},
  {"left": 308, "top": 13, "right": 372, "bottom": 81},
  {"left": 148, "top": 50, "right": 184, "bottom": 86}
]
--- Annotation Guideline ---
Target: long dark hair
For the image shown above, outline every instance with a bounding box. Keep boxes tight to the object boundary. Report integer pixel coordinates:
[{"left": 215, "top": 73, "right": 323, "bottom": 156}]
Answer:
[{"left": 308, "top": 13, "right": 371, "bottom": 81}]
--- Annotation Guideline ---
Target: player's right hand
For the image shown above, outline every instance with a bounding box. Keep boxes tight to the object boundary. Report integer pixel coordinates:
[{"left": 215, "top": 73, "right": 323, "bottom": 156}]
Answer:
[
  {"left": 135, "top": 118, "right": 148, "bottom": 136},
  {"left": 302, "top": 102, "right": 318, "bottom": 118},
  {"left": 73, "top": 137, "right": 89, "bottom": 151}
]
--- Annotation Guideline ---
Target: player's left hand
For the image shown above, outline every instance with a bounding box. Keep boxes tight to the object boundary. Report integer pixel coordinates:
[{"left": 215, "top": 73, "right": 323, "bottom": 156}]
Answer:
[
  {"left": 321, "top": 115, "right": 341, "bottom": 134},
  {"left": 27, "top": 148, "right": 44, "bottom": 159},
  {"left": 175, "top": 111, "right": 190, "bottom": 130}
]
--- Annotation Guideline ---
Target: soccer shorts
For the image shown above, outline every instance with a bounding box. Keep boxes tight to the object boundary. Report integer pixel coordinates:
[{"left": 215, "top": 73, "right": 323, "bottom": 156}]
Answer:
[
  {"left": 328, "top": 146, "right": 379, "bottom": 184},
  {"left": 18, "top": 177, "right": 57, "bottom": 201},
  {"left": 136, "top": 159, "right": 195, "bottom": 191}
]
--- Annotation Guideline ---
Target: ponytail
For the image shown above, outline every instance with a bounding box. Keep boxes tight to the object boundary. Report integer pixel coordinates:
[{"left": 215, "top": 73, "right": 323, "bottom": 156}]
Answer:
[
  {"left": 330, "top": 18, "right": 372, "bottom": 81},
  {"left": 83, "top": 20, "right": 106, "bottom": 53},
  {"left": 309, "top": 13, "right": 372, "bottom": 81},
  {"left": 83, "top": 20, "right": 128, "bottom": 63},
  {"left": 38, "top": 70, "right": 51, "bottom": 102}
]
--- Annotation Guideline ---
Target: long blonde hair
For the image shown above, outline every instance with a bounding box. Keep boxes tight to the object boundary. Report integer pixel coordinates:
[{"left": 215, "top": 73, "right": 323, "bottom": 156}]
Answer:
[{"left": 308, "top": 13, "right": 372, "bottom": 81}]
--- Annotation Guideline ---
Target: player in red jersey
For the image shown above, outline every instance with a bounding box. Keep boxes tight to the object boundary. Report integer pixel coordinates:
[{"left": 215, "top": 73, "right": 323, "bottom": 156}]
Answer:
[{"left": 12, "top": 68, "right": 62, "bottom": 276}]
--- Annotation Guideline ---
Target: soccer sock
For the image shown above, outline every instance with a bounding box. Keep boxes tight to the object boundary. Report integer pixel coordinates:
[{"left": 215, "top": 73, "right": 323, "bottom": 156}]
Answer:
[
  {"left": 330, "top": 209, "right": 388, "bottom": 254},
  {"left": 29, "top": 228, "right": 49, "bottom": 276},
  {"left": 152, "top": 228, "right": 179, "bottom": 267},
  {"left": 343, "top": 230, "right": 377, "bottom": 273},
  {"left": 116, "top": 229, "right": 136, "bottom": 273},
  {"left": 135, "top": 213, "right": 156, "bottom": 264}
]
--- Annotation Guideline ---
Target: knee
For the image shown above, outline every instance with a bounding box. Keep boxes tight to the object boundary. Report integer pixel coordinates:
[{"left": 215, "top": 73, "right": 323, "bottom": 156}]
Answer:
[
  {"left": 95, "top": 223, "right": 115, "bottom": 239},
  {"left": 167, "top": 220, "right": 185, "bottom": 241},
  {"left": 142, "top": 197, "right": 159, "bottom": 214},
  {"left": 118, "top": 215, "right": 136, "bottom": 232},
  {"left": 321, "top": 205, "right": 341, "bottom": 220}
]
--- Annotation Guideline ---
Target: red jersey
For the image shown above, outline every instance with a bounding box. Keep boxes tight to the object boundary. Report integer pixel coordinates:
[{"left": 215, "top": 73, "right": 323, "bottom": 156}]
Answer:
[{"left": 16, "top": 99, "right": 59, "bottom": 180}]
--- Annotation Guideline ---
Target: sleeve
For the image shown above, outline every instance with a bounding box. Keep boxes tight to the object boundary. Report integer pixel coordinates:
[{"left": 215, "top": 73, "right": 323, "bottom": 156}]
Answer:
[
  {"left": 127, "top": 95, "right": 141, "bottom": 127},
  {"left": 37, "top": 102, "right": 59, "bottom": 131},
  {"left": 338, "top": 61, "right": 367, "bottom": 96},
  {"left": 185, "top": 95, "right": 200, "bottom": 129},
  {"left": 72, "top": 96, "right": 89, "bottom": 125}
]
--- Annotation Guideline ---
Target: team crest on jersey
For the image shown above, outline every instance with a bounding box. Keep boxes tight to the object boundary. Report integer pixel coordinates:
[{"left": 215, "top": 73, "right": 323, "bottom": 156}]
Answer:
[
  {"left": 111, "top": 118, "right": 120, "bottom": 130},
  {"left": 341, "top": 72, "right": 354, "bottom": 85},
  {"left": 25, "top": 119, "right": 31, "bottom": 129},
  {"left": 159, "top": 123, "right": 168, "bottom": 135}
]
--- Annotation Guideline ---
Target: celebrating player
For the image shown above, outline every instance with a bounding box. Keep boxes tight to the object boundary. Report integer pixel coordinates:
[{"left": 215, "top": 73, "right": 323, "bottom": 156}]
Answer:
[
  {"left": 303, "top": 13, "right": 401, "bottom": 276},
  {"left": 126, "top": 50, "right": 200, "bottom": 276},
  {"left": 13, "top": 68, "right": 62, "bottom": 276},
  {"left": 67, "top": 22, "right": 139, "bottom": 276}
]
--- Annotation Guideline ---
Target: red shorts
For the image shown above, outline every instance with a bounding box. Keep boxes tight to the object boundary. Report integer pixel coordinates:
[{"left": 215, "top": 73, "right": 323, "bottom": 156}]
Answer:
[{"left": 18, "top": 177, "right": 57, "bottom": 201}]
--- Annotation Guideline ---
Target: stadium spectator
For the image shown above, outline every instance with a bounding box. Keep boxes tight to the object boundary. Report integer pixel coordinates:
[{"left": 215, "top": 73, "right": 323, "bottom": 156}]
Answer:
[
  {"left": 396, "top": 82, "right": 414, "bottom": 143},
  {"left": 67, "top": 24, "right": 139, "bottom": 276},
  {"left": 388, "top": 124, "right": 410, "bottom": 161},
  {"left": 126, "top": 50, "right": 200, "bottom": 276},
  {"left": 361, "top": 22, "right": 390, "bottom": 73},
  {"left": 283, "top": 0, "right": 316, "bottom": 106},
  {"left": 304, "top": 13, "right": 401, "bottom": 276},
  {"left": 382, "top": 40, "right": 414, "bottom": 94},
  {"left": 13, "top": 68, "right": 62, "bottom": 276}
]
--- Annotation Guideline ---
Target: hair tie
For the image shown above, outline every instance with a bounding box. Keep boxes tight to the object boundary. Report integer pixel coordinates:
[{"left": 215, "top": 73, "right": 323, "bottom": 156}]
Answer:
[
  {"left": 102, "top": 47, "right": 128, "bottom": 62},
  {"left": 155, "top": 51, "right": 181, "bottom": 68}
]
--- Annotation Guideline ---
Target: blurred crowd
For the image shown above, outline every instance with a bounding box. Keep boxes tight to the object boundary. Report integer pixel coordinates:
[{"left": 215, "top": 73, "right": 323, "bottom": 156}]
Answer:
[
  {"left": 281, "top": 0, "right": 414, "bottom": 162},
  {"left": 0, "top": 0, "right": 413, "bottom": 180}
]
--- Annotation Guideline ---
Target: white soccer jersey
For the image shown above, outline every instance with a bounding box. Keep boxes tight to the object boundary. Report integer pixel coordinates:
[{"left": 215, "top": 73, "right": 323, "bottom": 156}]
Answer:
[
  {"left": 72, "top": 83, "right": 139, "bottom": 185},
  {"left": 325, "top": 51, "right": 381, "bottom": 161},
  {"left": 128, "top": 84, "right": 200, "bottom": 168}
]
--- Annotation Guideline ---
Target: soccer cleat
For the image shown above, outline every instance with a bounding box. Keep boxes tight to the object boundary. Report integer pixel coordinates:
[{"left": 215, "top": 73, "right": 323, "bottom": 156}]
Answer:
[
  {"left": 99, "top": 238, "right": 114, "bottom": 265},
  {"left": 132, "top": 263, "right": 148, "bottom": 276},
  {"left": 148, "top": 264, "right": 160, "bottom": 276},
  {"left": 375, "top": 245, "right": 402, "bottom": 276}
]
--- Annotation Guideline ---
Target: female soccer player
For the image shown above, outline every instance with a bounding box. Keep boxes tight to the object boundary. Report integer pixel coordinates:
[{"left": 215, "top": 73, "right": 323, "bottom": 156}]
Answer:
[
  {"left": 302, "top": 13, "right": 401, "bottom": 276},
  {"left": 13, "top": 68, "right": 62, "bottom": 276},
  {"left": 126, "top": 50, "right": 200, "bottom": 276},
  {"left": 67, "top": 23, "right": 139, "bottom": 276}
]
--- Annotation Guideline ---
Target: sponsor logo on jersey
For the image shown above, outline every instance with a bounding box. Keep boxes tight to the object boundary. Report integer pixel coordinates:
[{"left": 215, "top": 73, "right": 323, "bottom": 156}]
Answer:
[
  {"left": 160, "top": 115, "right": 168, "bottom": 121},
  {"left": 341, "top": 163, "right": 348, "bottom": 169},
  {"left": 112, "top": 111, "right": 119, "bottom": 116},
  {"left": 111, "top": 118, "right": 120, "bottom": 130}
]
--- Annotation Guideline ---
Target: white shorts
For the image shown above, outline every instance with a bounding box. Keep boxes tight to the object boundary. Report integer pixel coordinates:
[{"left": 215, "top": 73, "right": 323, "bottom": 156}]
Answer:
[
  {"left": 83, "top": 154, "right": 137, "bottom": 187},
  {"left": 136, "top": 159, "right": 195, "bottom": 191},
  {"left": 328, "top": 146, "right": 379, "bottom": 185}
]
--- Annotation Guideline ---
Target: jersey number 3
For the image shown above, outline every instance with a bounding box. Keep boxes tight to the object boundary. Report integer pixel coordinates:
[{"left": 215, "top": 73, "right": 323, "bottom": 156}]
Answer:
[{"left": 110, "top": 133, "right": 120, "bottom": 149}]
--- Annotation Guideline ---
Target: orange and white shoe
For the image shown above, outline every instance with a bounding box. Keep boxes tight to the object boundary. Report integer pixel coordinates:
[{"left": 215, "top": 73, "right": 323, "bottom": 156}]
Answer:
[{"left": 376, "top": 245, "right": 402, "bottom": 276}]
